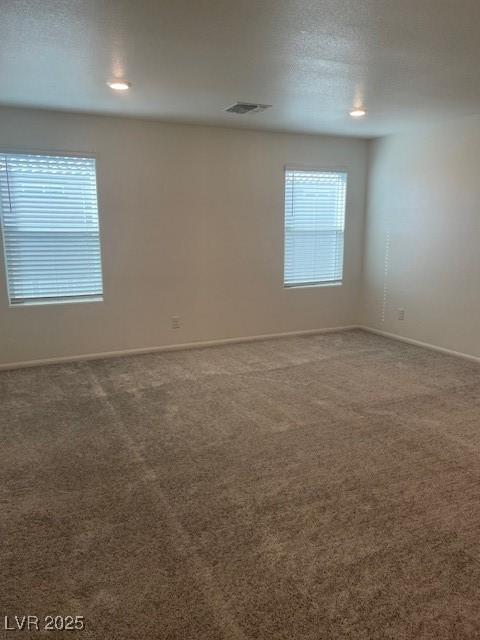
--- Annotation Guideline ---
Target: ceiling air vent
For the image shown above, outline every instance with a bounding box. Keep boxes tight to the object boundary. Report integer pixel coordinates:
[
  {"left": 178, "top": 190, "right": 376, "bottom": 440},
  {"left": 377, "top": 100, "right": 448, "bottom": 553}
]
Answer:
[{"left": 225, "top": 102, "right": 272, "bottom": 115}]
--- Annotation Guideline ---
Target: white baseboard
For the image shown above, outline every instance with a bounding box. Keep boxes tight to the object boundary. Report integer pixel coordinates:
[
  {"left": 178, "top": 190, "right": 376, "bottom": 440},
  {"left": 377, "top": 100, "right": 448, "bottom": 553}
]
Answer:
[
  {"left": 3, "top": 324, "right": 478, "bottom": 371},
  {"left": 359, "top": 325, "right": 480, "bottom": 364},
  {"left": 0, "top": 324, "right": 359, "bottom": 371}
]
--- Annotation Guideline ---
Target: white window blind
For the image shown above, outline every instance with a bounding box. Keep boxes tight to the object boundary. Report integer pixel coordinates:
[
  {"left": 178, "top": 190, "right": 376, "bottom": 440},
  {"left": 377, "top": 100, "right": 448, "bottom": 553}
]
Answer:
[
  {"left": 0, "top": 153, "right": 103, "bottom": 305},
  {"left": 284, "top": 169, "right": 347, "bottom": 287}
]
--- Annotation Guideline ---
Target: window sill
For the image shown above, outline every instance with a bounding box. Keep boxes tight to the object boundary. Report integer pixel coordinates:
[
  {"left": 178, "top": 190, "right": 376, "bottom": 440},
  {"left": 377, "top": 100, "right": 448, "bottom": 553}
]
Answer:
[
  {"left": 283, "top": 282, "right": 343, "bottom": 290},
  {"left": 9, "top": 296, "right": 104, "bottom": 308}
]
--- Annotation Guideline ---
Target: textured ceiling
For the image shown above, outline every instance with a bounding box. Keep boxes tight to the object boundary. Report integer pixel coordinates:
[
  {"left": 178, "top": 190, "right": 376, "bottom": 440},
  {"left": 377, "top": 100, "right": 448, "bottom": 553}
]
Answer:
[{"left": 2, "top": 0, "right": 480, "bottom": 137}]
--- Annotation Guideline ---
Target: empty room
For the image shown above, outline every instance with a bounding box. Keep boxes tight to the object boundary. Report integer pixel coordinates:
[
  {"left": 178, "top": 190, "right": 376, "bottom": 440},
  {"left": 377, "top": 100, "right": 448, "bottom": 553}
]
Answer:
[{"left": 2, "top": 1, "right": 480, "bottom": 638}]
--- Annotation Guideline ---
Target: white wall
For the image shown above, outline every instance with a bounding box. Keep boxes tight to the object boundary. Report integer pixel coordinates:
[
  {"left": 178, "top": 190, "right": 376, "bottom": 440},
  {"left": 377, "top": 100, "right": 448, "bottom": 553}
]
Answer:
[
  {"left": 362, "top": 115, "right": 480, "bottom": 358},
  {"left": 0, "top": 107, "right": 368, "bottom": 366}
]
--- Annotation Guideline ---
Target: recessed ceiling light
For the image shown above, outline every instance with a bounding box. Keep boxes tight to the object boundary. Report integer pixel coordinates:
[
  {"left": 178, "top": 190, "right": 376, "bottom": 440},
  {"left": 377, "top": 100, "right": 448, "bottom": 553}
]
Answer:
[
  {"left": 107, "top": 80, "right": 131, "bottom": 91},
  {"left": 350, "top": 108, "right": 367, "bottom": 118}
]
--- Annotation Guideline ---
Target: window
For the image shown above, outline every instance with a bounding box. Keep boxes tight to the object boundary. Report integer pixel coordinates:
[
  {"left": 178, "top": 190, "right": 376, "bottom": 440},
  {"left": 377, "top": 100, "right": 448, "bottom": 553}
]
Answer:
[
  {"left": 284, "top": 169, "right": 347, "bottom": 287},
  {"left": 0, "top": 153, "right": 103, "bottom": 305}
]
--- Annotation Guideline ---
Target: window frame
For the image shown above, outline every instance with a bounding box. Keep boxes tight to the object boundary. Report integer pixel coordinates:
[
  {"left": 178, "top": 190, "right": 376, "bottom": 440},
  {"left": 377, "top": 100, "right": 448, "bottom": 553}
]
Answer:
[
  {"left": 0, "top": 148, "right": 105, "bottom": 308},
  {"left": 282, "top": 164, "right": 348, "bottom": 290}
]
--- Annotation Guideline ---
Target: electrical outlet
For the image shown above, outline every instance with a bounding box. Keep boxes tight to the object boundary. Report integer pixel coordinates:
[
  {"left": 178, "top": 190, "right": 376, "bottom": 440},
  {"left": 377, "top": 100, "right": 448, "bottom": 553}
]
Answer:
[
  {"left": 397, "top": 308, "right": 405, "bottom": 321},
  {"left": 171, "top": 315, "right": 180, "bottom": 329}
]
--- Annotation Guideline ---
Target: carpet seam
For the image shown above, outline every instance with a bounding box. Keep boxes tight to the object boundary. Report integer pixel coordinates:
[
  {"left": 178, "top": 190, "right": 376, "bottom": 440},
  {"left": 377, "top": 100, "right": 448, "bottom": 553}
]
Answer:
[{"left": 84, "top": 364, "right": 250, "bottom": 640}]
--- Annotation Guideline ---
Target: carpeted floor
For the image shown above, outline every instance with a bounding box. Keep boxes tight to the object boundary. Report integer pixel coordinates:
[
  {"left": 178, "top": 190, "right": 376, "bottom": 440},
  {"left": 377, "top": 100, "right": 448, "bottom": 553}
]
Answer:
[{"left": 2, "top": 329, "right": 480, "bottom": 639}]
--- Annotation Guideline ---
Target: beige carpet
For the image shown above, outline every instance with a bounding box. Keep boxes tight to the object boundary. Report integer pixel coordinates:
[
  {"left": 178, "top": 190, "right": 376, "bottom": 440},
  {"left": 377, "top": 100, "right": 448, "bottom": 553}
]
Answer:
[{"left": 2, "top": 329, "right": 480, "bottom": 639}]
